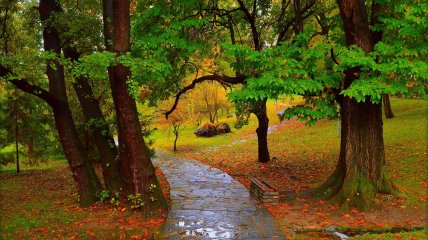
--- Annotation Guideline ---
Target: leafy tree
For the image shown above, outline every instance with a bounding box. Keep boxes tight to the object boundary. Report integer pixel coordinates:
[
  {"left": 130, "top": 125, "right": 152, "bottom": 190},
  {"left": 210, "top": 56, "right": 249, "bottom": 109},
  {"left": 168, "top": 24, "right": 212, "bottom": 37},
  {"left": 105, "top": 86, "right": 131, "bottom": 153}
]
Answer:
[
  {"left": 188, "top": 80, "right": 232, "bottom": 124},
  {"left": 1, "top": 0, "right": 103, "bottom": 206},
  {"left": 232, "top": 0, "right": 427, "bottom": 209},
  {"left": 104, "top": 0, "right": 169, "bottom": 218},
  {"left": 168, "top": 110, "right": 186, "bottom": 152},
  {"left": 135, "top": 0, "right": 318, "bottom": 163}
]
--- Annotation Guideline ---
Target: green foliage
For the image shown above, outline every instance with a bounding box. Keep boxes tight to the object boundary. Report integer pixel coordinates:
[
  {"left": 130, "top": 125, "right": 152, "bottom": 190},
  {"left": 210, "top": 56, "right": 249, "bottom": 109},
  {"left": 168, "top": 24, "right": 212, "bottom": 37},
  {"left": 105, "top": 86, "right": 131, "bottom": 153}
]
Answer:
[
  {"left": 0, "top": 144, "right": 22, "bottom": 166},
  {"left": 95, "top": 190, "right": 111, "bottom": 202},
  {"left": 109, "top": 192, "right": 120, "bottom": 206},
  {"left": 233, "top": 101, "right": 255, "bottom": 129},
  {"left": 225, "top": 0, "right": 426, "bottom": 125},
  {"left": 127, "top": 193, "right": 145, "bottom": 210},
  {"left": 131, "top": 0, "right": 211, "bottom": 104},
  {"left": 69, "top": 51, "right": 116, "bottom": 81}
]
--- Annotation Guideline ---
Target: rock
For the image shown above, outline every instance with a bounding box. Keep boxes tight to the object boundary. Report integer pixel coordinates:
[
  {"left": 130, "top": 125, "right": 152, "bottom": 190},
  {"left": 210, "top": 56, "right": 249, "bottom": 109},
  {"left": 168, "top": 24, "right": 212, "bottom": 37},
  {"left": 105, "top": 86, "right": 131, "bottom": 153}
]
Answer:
[
  {"left": 194, "top": 128, "right": 208, "bottom": 137},
  {"left": 216, "top": 122, "right": 231, "bottom": 134},
  {"left": 194, "top": 122, "right": 231, "bottom": 137},
  {"left": 226, "top": 113, "right": 235, "bottom": 118},
  {"left": 203, "top": 123, "right": 217, "bottom": 137},
  {"left": 334, "top": 232, "right": 349, "bottom": 240}
]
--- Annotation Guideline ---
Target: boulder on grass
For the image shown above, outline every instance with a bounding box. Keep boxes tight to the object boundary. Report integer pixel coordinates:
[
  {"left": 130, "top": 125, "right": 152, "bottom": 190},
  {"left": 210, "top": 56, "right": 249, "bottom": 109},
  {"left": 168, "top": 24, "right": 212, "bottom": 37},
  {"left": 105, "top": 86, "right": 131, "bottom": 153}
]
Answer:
[
  {"left": 216, "top": 122, "right": 231, "bottom": 134},
  {"left": 194, "top": 122, "right": 231, "bottom": 137},
  {"left": 194, "top": 128, "right": 208, "bottom": 137},
  {"left": 203, "top": 123, "right": 217, "bottom": 137}
]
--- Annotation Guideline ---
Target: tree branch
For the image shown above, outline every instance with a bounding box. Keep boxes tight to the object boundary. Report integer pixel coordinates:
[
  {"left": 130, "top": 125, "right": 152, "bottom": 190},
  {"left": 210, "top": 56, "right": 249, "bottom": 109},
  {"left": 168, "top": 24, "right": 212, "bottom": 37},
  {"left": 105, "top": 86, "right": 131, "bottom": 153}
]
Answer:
[
  {"left": 330, "top": 48, "right": 340, "bottom": 65},
  {"left": 164, "top": 74, "right": 245, "bottom": 118},
  {"left": 276, "top": 0, "right": 316, "bottom": 44},
  {"left": 0, "top": 65, "right": 59, "bottom": 107},
  {"left": 236, "top": 0, "right": 260, "bottom": 50}
]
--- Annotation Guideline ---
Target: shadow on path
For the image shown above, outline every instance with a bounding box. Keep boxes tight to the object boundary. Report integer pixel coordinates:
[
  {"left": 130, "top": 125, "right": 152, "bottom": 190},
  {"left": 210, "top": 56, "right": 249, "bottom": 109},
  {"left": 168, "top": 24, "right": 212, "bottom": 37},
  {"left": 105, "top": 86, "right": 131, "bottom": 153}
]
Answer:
[{"left": 154, "top": 152, "right": 285, "bottom": 239}]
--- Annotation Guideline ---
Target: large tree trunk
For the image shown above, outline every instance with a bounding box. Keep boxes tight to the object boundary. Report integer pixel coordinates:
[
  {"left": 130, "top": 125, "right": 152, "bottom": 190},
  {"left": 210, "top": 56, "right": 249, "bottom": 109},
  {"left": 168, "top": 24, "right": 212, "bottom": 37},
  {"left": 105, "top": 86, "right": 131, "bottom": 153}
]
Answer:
[
  {"left": 255, "top": 99, "right": 270, "bottom": 163},
  {"left": 109, "top": 0, "right": 168, "bottom": 218},
  {"left": 53, "top": 106, "right": 102, "bottom": 206},
  {"left": 316, "top": 0, "right": 396, "bottom": 210},
  {"left": 39, "top": 0, "right": 101, "bottom": 207},
  {"left": 369, "top": 3, "right": 394, "bottom": 120},
  {"left": 317, "top": 94, "right": 395, "bottom": 210},
  {"left": 63, "top": 48, "right": 123, "bottom": 192},
  {"left": 102, "top": 0, "right": 133, "bottom": 194},
  {"left": 382, "top": 94, "right": 394, "bottom": 118}
]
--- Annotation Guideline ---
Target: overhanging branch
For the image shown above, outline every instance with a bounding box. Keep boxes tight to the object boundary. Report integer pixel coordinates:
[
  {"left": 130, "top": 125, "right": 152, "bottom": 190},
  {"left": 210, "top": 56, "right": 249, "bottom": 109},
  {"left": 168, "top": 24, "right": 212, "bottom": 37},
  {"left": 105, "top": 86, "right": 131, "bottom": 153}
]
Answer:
[
  {"left": 164, "top": 74, "right": 245, "bottom": 119},
  {"left": 0, "top": 64, "right": 59, "bottom": 107}
]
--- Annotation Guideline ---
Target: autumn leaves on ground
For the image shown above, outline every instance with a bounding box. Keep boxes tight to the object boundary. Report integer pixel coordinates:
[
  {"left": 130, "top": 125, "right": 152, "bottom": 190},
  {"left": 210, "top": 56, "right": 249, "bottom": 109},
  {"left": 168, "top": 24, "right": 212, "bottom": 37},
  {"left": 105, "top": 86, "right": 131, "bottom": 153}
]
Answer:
[
  {"left": 1, "top": 97, "right": 426, "bottom": 239},
  {"left": 0, "top": 163, "right": 170, "bottom": 239}
]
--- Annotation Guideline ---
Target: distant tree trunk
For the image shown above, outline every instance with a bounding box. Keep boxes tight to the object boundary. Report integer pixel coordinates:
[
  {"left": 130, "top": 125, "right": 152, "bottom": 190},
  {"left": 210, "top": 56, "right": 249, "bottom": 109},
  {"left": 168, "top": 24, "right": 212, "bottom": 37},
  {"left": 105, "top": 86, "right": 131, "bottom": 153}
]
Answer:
[
  {"left": 255, "top": 99, "right": 270, "bottom": 163},
  {"left": 27, "top": 137, "right": 35, "bottom": 165},
  {"left": 63, "top": 48, "right": 123, "bottom": 192},
  {"left": 173, "top": 130, "right": 178, "bottom": 151},
  {"left": 382, "top": 94, "right": 394, "bottom": 118},
  {"left": 39, "top": 0, "right": 101, "bottom": 207},
  {"left": 109, "top": 0, "right": 168, "bottom": 218},
  {"left": 316, "top": 0, "right": 396, "bottom": 210}
]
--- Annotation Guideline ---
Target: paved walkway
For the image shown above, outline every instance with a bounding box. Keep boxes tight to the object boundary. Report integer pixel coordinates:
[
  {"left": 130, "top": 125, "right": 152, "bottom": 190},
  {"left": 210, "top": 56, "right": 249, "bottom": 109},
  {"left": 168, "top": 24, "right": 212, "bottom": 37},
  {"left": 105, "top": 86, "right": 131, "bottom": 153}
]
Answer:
[{"left": 154, "top": 152, "right": 285, "bottom": 239}]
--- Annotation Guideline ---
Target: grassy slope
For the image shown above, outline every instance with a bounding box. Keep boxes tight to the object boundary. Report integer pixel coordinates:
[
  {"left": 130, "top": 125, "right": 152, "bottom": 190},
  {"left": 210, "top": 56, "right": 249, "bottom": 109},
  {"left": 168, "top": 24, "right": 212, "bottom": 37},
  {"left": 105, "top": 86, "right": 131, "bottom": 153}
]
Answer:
[{"left": 152, "top": 98, "right": 293, "bottom": 152}]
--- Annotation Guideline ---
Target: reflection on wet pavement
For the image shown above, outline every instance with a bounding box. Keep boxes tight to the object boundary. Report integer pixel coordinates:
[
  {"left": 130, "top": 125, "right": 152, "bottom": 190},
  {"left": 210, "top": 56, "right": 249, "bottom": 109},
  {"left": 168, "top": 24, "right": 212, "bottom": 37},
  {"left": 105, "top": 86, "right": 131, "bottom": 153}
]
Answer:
[{"left": 154, "top": 152, "right": 285, "bottom": 239}]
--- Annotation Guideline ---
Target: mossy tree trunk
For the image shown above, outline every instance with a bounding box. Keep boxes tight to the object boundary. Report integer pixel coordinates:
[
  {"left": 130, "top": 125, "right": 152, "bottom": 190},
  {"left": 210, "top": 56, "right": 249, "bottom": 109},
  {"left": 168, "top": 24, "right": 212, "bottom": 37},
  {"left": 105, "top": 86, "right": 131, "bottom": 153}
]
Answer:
[
  {"left": 315, "top": 0, "right": 397, "bottom": 211},
  {"left": 317, "top": 94, "right": 396, "bottom": 210}
]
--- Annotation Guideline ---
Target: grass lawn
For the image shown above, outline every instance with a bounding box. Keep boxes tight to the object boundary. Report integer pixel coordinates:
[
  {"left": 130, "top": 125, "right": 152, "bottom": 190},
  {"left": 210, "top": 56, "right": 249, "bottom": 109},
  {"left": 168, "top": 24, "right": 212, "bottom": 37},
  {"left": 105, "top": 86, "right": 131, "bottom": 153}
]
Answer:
[
  {"left": 154, "top": 97, "right": 427, "bottom": 239},
  {"left": 0, "top": 160, "right": 168, "bottom": 239}
]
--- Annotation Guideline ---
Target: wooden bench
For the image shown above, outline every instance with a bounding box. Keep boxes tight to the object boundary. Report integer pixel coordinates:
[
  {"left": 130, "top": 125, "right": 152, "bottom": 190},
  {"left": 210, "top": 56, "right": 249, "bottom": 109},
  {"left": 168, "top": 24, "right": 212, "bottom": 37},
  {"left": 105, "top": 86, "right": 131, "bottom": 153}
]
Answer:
[{"left": 250, "top": 178, "right": 279, "bottom": 204}]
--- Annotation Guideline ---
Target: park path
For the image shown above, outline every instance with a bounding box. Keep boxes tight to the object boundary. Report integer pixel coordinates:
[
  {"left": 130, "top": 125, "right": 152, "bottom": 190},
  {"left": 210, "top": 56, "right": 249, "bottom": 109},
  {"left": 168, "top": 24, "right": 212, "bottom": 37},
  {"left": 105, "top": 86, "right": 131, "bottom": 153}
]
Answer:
[{"left": 153, "top": 152, "right": 285, "bottom": 239}]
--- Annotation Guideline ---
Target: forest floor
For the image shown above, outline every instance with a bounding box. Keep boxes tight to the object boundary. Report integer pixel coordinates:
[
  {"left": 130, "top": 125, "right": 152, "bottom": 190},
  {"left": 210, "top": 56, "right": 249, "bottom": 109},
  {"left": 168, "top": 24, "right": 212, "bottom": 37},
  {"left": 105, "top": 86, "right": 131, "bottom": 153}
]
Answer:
[
  {"left": 0, "top": 97, "right": 426, "bottom": 239},
  {"left": 0, "top": 161, "right": 170, "bottom": 239},
  {"left": 154, "top": 97, "right": 428, "bottom": 239}
]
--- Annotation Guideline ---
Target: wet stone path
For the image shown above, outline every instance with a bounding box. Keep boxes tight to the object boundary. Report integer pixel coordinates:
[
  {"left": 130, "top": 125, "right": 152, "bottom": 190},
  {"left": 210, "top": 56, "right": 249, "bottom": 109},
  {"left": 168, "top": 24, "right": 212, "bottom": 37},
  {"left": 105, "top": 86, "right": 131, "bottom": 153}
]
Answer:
[{"left": 153, "top": 152, "right": 285, "bottom": 239}]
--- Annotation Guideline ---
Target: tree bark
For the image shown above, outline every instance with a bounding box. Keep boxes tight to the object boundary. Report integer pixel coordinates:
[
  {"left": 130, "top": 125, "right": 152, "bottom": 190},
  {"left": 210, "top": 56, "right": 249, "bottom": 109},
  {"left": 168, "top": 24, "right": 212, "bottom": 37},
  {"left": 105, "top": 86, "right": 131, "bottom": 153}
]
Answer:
[
  {"left": 293, "top": 0, "right": 303, "bottom": 34},
  {"left": 109, "top": 0, "right": 168, "bottom": 218},
  {"left": 102, "top": 0, "right": 132, "bottom": 193},
  {"left": 316, "top": 0, "right": 396, "bottom": 210},
  {"left": 63, "top": 48, "right": 123, "bottom": 192},
  {"left": 39, "top": 0, "right": 101, "bottom": 207},
  {"left": 255, "top": 98, "right": 270, "bottom": 163},
  {"left": 382, "top": 94, "right": 394, "bottom": 118}
]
